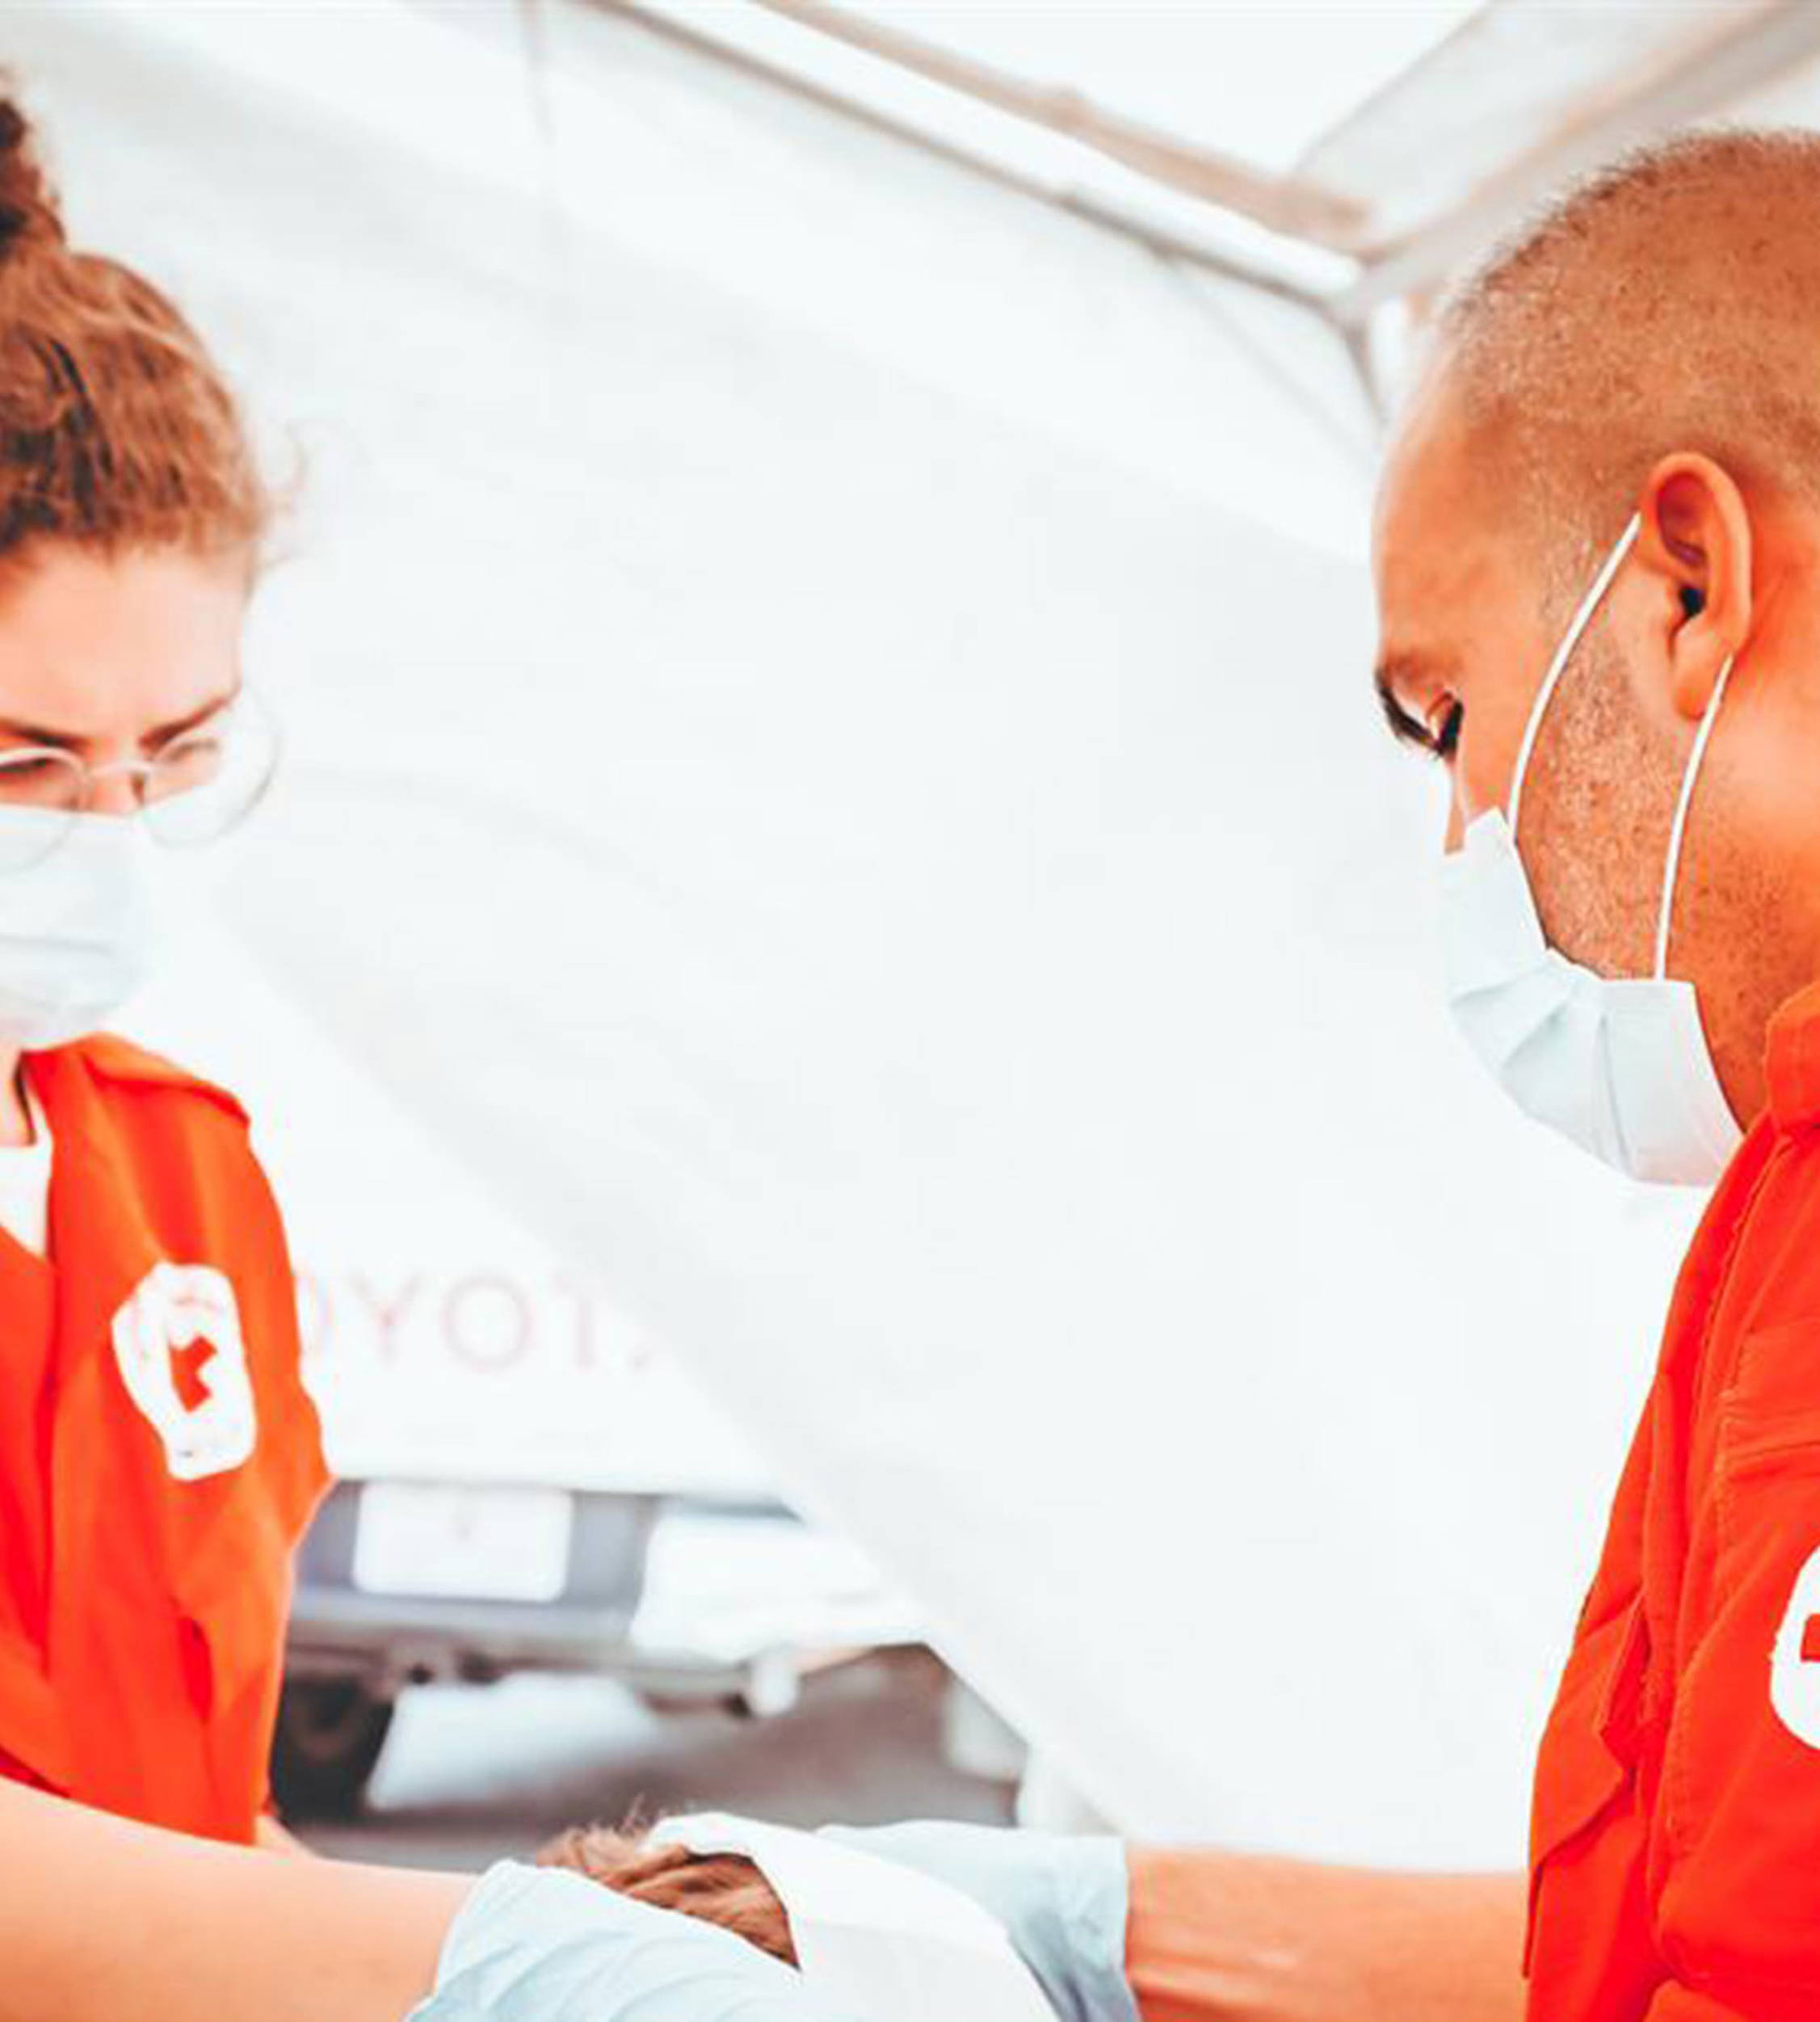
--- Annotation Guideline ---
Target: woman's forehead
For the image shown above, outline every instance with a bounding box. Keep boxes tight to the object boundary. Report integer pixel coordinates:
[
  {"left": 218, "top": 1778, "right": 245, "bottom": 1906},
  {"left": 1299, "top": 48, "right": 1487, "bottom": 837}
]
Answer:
[{"left": 0, "top": 545, "right": 245, "bottom": 739}]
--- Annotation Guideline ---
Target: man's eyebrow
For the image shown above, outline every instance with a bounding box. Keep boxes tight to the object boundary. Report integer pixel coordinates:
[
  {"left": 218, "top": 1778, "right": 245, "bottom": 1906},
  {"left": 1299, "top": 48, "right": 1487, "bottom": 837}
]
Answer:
[{"left": 1373, "top": 651, "right": 1446, "bottom": 751}]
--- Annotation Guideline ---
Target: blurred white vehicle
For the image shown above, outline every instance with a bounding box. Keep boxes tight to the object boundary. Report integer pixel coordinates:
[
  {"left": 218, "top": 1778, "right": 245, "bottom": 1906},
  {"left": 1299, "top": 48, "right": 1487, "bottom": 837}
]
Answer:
[{"left": 279, "top": 1272, "right": 913, "bottom": 1815}]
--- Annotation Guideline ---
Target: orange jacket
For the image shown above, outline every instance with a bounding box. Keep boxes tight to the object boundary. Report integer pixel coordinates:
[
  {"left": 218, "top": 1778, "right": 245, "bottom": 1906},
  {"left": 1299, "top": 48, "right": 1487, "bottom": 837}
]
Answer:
[
  {"left": 1528, "top": 981, "right": 1820, "bottom": 2019},
  {"left": 0, "top": 1035, "right": 329, "bottom": 1844}
]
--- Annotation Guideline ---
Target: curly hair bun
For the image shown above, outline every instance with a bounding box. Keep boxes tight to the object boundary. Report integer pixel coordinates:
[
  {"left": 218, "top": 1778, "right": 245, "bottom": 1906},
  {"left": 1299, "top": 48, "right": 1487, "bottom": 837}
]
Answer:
[
  {"left": 0, "top": 78, "right": 268, "bottom": 565},
  {"left": 0, "top": 94, "right": 64, "bottom": 260}
]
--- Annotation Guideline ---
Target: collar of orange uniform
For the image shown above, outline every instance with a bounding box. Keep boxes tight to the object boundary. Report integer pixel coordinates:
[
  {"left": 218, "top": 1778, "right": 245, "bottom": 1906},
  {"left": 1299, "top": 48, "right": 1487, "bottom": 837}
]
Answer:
[
  {"left": 57, "top": 1034, "right": 247, "bottom": 1122},
  {"left": 27, "top": 1044, "right": 171, "bottom": 1306},
  {"left": 1765, "top": 980, "right": 1820, "bottom": 1133}
]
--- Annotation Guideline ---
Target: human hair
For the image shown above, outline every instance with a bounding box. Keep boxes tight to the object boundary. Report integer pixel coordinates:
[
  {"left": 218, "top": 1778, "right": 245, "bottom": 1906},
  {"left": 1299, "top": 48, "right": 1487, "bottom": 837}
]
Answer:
[
  {"left": 1428, "top": 128, "right": 1820, "bottom": 610},
  {"left": 537, "top": 1822, "right": 799, "bottom": 1967},
  {"left": 0, "top": 86, "right": 271, "bottom": 578}
]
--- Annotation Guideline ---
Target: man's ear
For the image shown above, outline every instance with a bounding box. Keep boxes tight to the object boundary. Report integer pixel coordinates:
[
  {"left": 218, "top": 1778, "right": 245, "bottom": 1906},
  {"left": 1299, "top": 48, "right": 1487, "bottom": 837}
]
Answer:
[{"left": 1632, "top": 453, "right": 1752, "bottom": 720}]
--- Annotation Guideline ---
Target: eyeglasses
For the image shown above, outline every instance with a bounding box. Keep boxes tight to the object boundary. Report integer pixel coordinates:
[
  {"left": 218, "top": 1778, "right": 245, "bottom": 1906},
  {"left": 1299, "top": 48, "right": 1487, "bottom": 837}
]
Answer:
[{"left": 0, "top": 687, "right": 281, "bottom": 873}]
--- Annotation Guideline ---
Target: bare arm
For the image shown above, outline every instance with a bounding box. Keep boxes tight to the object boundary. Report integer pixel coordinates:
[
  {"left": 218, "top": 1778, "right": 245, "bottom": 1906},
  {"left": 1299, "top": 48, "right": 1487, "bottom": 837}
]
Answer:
[
  {"left": 0, "top": 1778, "right": 472, "bottom": 2022},
  {"left": 1127, "top": 1848, "right": 1525, "bottom": 2022}
]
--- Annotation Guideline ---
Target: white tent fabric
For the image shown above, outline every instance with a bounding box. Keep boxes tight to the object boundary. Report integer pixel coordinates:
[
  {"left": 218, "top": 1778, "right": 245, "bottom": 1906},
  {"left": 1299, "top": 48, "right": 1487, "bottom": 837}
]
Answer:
[
  {"left": 125, "top": 907, "right": 775, "bottom": 1498},
  {"left": 615, "top": 0, "right": 1820, "bottom": 311},
  {"left": 11, "top": 6, "right": 1708, "bottom": 1864},
  {"left": 831, "top": 1, "right": 1481, "bottom": 179}
]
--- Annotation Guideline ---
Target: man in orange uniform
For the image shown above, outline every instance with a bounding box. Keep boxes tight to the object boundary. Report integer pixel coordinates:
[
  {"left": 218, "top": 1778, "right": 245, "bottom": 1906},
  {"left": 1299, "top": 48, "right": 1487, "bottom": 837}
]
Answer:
[
  {"left": 1357, "top": 127, "right": 1820, "bottom": 2021},
  {"left": 833, "top": 130, "right": 1820, "bottom": 2022}
]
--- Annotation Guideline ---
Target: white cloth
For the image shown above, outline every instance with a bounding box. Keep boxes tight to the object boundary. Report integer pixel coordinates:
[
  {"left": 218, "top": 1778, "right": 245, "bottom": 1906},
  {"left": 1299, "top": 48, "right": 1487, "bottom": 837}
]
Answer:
[
  {"left": 0, "top": 1072, "right": 53, "bottom": 1256},
  {"left": 657, "top": 1814, "right": 1057, "bottom": 2022}
]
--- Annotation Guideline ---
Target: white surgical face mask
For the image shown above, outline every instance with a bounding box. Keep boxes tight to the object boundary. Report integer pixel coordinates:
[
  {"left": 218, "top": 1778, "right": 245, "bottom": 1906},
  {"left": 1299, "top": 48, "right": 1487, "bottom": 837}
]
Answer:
[
  {"left": 0, "top": 809, "right": 162, "bottom": 1049},
  {"left": 1437, "top": 514, "right": 1742, "bottom": 1185}
]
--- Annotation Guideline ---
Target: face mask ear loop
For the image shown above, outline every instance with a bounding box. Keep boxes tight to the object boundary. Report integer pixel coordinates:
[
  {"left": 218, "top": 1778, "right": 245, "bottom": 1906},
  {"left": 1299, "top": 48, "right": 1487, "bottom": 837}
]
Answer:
[
  {"left": 1652, "top": 649, "right": 1735, "bottom": 981},
  {"left": 1509, "top": 515, "right": 1641, "bottom": 845}
]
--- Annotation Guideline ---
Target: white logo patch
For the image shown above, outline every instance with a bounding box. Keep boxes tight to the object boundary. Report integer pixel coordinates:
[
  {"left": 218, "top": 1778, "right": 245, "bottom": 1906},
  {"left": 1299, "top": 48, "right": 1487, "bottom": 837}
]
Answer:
[
  {"left": 1771, "top": 1545, "right": 1820, "bottom": 1748},
  {"left": 110, "top": 1263, "right": 257, "bottom": 1482}
]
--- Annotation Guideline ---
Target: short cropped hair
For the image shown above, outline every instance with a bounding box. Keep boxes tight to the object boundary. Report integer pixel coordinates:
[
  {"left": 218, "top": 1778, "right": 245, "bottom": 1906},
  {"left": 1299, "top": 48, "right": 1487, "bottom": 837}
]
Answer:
[{"left": 1430, "top": 128, "right": 1820, "bottom": 596}]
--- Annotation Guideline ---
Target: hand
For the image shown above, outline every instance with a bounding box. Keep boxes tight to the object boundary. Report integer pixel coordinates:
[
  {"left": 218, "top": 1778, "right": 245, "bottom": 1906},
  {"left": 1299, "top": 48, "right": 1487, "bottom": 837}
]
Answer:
[
  {"left": 819, "top": 1822, "right": 1138, "bottom": 2022},
  {"left": 410, "top": 1861, "right": 855, "bottom": 2021}
]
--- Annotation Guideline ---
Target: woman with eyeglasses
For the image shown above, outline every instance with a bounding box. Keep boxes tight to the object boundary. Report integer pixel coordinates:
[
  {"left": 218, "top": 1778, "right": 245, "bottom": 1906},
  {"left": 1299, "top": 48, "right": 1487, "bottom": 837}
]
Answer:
[
  {"left": 0, "top": 80, "right": 872, "bottom": 2022},
  {"left": 0, "top": 95, "right": 326, "bottom": 1849}
]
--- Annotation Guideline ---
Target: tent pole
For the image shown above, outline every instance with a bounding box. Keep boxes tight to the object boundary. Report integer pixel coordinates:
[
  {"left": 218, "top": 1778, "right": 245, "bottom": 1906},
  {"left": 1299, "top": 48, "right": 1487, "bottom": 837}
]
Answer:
[{"left": 591, "top": 0, "right": 1348, "bottom": 317}]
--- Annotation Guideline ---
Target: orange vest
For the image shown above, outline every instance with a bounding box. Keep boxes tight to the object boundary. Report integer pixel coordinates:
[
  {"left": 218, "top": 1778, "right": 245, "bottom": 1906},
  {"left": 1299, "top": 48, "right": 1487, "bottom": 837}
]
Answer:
[
  {"left": 1528, "top": 981, "right": 1820, "bottom": 2020},
  {"left": 0, "top": 1035, "right": 329, "bottom": 1844}
]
